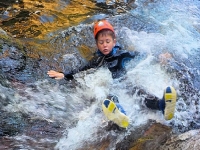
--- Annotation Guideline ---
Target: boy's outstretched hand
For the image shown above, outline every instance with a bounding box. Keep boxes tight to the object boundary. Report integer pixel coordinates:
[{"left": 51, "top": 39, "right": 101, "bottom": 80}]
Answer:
[{"left": 47, "top": 70, "right": 64, "bottom": 80}]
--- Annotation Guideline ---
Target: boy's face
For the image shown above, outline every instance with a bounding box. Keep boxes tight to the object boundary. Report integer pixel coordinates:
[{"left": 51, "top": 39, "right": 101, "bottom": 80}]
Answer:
[{"left": 96, "top": 33, "right": 116, "bottom": 55}]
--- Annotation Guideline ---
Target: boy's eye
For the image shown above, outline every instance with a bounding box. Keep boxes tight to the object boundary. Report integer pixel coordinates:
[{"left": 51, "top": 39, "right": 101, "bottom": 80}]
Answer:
[
  {"left": 98, "top": 40, "right": 111, "bottom": 44},
  {"left": 98, "top": 41, "right": 103, "bottom": 44},
  {"left": 106, "top": 40, "right": 111, "bottom": 43}
]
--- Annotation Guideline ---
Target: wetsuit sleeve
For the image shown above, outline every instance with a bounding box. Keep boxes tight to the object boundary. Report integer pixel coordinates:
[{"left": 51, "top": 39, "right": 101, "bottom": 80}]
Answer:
[
  {"left": 120, "top": 51, "right": 139, "bottom": 66},
  {"left": 114, "top": 50, "right": 139, "bottom": 76},
  {"left": 64, "top": 73, "right": 74, "bottom": 81},
  {"left": 63, "top": 54, "right": 103, "bottom": 80},
  {"left": 128, "top": 51, "right": 139, "bottom": 58}
]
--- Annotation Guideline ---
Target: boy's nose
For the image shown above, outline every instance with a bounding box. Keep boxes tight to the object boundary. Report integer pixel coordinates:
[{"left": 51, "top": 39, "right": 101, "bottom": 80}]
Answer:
[{"left": 103, "top": 42, "right": 108, "bottom": 46}]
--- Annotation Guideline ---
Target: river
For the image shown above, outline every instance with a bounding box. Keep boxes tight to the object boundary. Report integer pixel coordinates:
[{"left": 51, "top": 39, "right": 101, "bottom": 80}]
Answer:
[{"left": 0, "top": 0, "right": 200, "bottom": 149}]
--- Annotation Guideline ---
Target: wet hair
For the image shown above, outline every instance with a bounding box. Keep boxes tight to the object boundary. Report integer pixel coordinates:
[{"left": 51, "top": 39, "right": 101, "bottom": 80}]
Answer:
[{"left": 95, "top": 29, "right": 116, "bottom": 41}]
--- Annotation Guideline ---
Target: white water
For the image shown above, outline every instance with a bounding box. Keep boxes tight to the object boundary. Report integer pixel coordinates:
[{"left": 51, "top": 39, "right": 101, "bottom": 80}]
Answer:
[{"left": 2, "top": 0, "right": 200, "bottom": 149}]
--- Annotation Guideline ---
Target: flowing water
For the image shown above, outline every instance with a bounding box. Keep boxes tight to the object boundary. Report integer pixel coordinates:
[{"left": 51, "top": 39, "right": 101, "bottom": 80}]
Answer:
[{"left": 1, "top": 0, "right": 200, "bottom": 149}]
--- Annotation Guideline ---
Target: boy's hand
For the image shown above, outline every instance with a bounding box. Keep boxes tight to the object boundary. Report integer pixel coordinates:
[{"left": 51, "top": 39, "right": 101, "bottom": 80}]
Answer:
[{"left": 47, "top": 70, "right": 64, "bottom": 80}]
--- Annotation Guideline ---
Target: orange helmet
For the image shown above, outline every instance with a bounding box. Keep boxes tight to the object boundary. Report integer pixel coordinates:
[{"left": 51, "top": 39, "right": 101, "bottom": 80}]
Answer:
[{"left": 93, "top": 20, "right": 115, "bottom": 38}]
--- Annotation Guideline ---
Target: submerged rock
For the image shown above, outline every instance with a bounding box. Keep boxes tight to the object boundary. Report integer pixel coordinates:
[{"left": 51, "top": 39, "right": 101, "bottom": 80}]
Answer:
[{"left": 0, "top": 112, "right": 28, "bottom": 136}]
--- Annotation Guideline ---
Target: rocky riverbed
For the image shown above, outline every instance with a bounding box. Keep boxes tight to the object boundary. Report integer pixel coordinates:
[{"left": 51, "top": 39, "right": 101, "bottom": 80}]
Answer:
[{"left": 1, "top": 0, "right": 200, "bottom": 149}]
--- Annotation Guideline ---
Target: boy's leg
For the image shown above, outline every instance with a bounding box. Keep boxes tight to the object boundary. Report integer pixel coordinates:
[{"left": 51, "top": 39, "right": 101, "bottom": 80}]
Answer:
[
  {"left": 106, "top": 94, "right": 119, "bottom": 103},
  {"left": 144, "top": 86, "right": 177, "bottom": 120},
  {"left": 144, "top": 95, "right": 161, "bottom": 110}
]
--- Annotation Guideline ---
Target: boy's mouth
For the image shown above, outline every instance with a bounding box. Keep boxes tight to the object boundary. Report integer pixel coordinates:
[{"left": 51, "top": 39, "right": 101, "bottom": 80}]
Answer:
[{"left": 103, "top": 50, "right": 109, "bottom": 54}]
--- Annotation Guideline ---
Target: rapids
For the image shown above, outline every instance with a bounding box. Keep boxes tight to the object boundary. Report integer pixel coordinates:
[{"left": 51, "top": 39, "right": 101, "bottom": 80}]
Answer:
[{"left": 0, "top": 0, "right": 200, "bottom": 149}]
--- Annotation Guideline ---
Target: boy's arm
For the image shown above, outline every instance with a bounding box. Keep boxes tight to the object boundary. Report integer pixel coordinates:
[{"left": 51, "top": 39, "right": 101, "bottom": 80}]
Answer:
[
  {"left": 118, "top": 50, "right": 140, "bottom": 70},
  {"left": 48, "top": 53, "right": 104, "bottom": 81},
  {"left": 47, "top": 61, "right": 93, "bottom": 81},
  {"left": 128, "top": 51, "right": 139, "bottom": 58},
  {"left": 63, "top": 54, "right": 102, "bottom": 80}
]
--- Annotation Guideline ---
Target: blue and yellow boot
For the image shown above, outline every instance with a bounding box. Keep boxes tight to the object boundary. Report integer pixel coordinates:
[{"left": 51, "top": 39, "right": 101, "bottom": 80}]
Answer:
[
  {"left": 162, "top": 86, "right": 177, "bottom": 120},
  {"left": 102, "top": 95, "right": 129, "bottom": 128},
  {"left": 106, "top": 94, "right": 126, "bottom": 115}
]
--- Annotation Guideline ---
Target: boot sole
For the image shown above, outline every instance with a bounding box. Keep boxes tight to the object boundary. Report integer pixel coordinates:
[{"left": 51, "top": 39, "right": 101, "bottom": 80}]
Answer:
[
  {"left": 164, "top": 86, "right": 177, "bottom": 120},
  {"left": 102, "top": 99, "right": 129, "bottom": 128}
]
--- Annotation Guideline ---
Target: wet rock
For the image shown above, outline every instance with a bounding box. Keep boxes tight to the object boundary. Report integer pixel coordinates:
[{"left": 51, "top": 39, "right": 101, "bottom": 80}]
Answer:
[
  {"left": 0, "top": 112, "right": 28, "bottom": 136},
  {"left": 77, "top": 121, "right": 171, "bottom": 150},
  {"left": 0, "top": 72, "right": 10, "bottom": 87},
  {"left": 160, "top": 129, "right": 200, "bottom": 150},
  {"left": 0, "top": 28, "right": 7, "bottom": 36},
  {"left": 0, "top": 32, "right": 44, "bottom": 83},
  {"left": 127, "top": 0, "right": 137, "bottom": 9},
  {"left": 25, "top": 118, "right": 64, "bottom": 139},
  {"left": 0, "top": 37, "right": 27, "bottom": 81},
  {"left": 0, "top": 44, "right": 26, "bottom": 72},
  {"left": 0, "top": 116, "right": 64, "bottom": 149},
  {"left": 116, "top": 122, "right": 171, "bottom": 150},
  {"left": 86, "top": 121, "right": 200, "bottom": 150},
  {"left": 0, "top": 86, "right": 13, "bottom": 109},
  {"left": 95, "top": 0, "right": 136, "bottom": 14}
]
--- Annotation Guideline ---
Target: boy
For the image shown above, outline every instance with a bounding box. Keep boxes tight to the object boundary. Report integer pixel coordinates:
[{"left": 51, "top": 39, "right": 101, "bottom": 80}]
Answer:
[{"left": 47, "top": 20, "right": 177, "bottom": 122}]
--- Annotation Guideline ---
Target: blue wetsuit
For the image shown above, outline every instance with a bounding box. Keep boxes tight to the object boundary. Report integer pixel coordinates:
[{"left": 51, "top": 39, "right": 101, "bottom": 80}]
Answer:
[{"left": 64, "top": 46, "right": 138, "bottom": 80}]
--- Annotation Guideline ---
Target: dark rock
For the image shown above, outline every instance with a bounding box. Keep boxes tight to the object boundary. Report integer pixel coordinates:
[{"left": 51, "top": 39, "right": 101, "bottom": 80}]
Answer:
[
  {"left": 0, "top": 33, "right": 27, "bottom": 82},
  {"left": 0, "top": 112, "right": 28, "bottom": 136}
]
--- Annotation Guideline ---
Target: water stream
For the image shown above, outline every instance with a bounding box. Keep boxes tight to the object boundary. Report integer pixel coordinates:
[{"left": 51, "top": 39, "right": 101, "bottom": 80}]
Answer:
[{"left": 1, "top": 0, "right": 200, "bottom": 149}]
